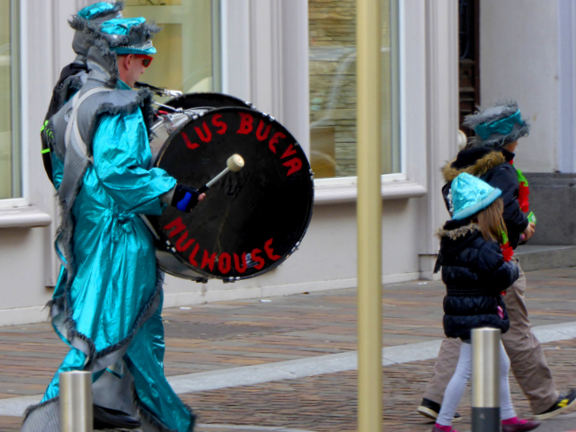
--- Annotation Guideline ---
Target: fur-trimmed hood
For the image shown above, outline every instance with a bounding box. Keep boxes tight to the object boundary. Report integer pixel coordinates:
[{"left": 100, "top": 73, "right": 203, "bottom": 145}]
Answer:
[
  {"left": 436, "top": 222, "right": 480, "bottom": 240},
  {"left": 442, "top": 148, "right": 507, "bottom": 183}
]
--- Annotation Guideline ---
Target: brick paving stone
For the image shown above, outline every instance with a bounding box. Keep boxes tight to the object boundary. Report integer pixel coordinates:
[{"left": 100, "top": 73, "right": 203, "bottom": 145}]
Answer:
[
  {"left": 180, "top": 338, "right": 576, "bottom": 432},
  {"left": 1, "top": 267, "right": 576, "bottom": 431}
]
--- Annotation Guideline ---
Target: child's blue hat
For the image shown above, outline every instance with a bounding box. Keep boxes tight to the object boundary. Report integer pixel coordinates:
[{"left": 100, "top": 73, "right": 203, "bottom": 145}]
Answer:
[
  {"left": 100, "top": 17, "right": 159, "bottom": 55},
  {"left": 451, "top": 173, "right": 502, "bottom": 220}
]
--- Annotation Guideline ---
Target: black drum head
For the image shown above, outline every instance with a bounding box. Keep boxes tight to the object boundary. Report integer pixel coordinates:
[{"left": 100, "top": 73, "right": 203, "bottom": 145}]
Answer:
[{"left": 148, "top": 107, "right": 314, "bottom": 281}]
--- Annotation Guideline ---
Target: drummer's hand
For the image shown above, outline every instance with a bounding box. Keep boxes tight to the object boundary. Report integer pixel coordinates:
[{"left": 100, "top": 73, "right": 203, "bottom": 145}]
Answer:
[{"left": 171, "top": 184, "right": 202, "bottom": 212}]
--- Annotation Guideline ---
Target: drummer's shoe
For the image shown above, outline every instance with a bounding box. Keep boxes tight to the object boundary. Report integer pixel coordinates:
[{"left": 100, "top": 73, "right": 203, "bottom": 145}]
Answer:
[{"left": 93, "top": 404, "right": 141, "bottom": 430}]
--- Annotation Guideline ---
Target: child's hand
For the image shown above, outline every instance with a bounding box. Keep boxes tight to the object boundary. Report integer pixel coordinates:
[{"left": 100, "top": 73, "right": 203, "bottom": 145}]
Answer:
[{"left": 522, "top": 222, "right": 536, "bottom": 241}]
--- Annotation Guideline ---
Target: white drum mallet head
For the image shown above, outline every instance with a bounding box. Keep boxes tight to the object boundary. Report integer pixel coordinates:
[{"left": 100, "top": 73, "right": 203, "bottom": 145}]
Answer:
[
  {"left": 199, "top": 154, "right": 245, "bottom": 193},
  {"left": 227, "top": 154, "right": 245, "bottom": 172}
]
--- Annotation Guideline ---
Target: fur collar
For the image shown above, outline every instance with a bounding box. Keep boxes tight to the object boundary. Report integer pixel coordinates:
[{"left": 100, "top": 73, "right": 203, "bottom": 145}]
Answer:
[
  {"left": 436, "top": 223, "right": 480, "bottom": 240},
  {"left": 442, "top": 150, "right": 506, "bottom": 182}
]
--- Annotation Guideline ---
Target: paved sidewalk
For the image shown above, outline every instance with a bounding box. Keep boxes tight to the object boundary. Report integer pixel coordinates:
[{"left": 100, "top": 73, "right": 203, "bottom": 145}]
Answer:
[{"left": 1, "top": 267, "right": 576, "bottom": 431}]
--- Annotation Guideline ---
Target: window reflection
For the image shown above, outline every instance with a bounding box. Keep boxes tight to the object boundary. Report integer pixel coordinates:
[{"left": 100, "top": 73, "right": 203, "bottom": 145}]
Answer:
[
  {"left": 308, "top": 0, "right": 399, "bottom": 179},
  {"left": 124, "top": 0, "right": 219, "bottom": 98},
  {"left": 0, "top": 0, "right": 17, "bottom": 199}
]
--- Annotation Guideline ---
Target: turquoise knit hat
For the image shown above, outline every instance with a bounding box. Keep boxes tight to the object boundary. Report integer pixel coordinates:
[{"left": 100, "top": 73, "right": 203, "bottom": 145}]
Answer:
[
  {"left": 451, "top": 173, "right": 502, "bottom": 220},
  {"left": 100, "top": 17, "right": 159, "bottom": 55}
]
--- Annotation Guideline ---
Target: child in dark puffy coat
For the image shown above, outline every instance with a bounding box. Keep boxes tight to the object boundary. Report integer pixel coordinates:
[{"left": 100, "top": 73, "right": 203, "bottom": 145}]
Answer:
[{"left": 432, "top": 173, "right": 539, "bottom": 432}]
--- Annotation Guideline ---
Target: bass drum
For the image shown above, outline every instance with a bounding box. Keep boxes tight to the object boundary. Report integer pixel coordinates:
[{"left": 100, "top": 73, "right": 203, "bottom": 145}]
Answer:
[
  {"left": 145, "top": 105, "right": 314, "bottom": 282},
  {"left": 165, "top": 92, "right": 255, "bottom": 111},
  {"left": 149, "top": 93, "right": 255, "bottom": 166}
]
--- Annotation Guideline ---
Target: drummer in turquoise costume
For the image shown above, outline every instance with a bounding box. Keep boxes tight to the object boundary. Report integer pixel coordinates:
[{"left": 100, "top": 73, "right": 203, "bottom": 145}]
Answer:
[{"left": 22, "top": 16, "right": 202, "bottom": 432}]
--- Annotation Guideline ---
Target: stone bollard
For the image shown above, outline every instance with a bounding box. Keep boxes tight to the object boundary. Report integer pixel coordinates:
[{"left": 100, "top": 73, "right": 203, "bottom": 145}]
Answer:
[
  {"left": 471, "top": 327, "right": 501, "bottom": 432},
  {"left": 59, "top": 371, "right": 93, "bottom": 432}
]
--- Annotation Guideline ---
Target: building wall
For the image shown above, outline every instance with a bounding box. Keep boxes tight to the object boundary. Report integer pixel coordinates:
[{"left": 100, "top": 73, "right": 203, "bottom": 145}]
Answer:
[
  {"left": 480, "top": 0, "right": 559, "bottom": 173},
  {"left": 0, "top": 0, "right": 456, "bottom": 326}
]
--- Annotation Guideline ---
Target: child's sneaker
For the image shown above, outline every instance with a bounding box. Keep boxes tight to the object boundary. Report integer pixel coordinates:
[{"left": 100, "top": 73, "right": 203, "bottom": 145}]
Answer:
[
  {"left": 417, "top": 398, "right": 462, "bottom": 422},
  {"left": 432, "top": 424, "right": 458, "bottom": 432},
  {"left": 501, "top": 417, "right": 540, "bottom": 432}
]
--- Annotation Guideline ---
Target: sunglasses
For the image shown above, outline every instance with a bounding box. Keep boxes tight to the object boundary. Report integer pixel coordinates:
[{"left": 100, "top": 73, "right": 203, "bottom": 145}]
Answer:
[{"left": 134, "top": 54, "right": 154, "bottom": 68}]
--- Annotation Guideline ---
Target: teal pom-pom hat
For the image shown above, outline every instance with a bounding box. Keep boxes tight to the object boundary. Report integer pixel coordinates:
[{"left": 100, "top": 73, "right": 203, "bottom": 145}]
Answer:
[
  {"left": 100, "top": 17, "right": 159, "bottom": 55},
  {"left": 451, "top": 173, "right": 502, "bottom": 220}
]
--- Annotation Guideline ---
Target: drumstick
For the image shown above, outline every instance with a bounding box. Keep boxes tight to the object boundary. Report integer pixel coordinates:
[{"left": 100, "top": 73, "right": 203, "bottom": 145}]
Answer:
[{"left": 198, "top": 154, "right": 245, "bottom": 193}]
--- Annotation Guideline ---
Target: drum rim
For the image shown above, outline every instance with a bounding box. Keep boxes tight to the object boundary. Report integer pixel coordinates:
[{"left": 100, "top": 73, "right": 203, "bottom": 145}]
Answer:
[
  {"left": 149, "top": 106, "right": 315, "bottom": 282},
  {"left": 165, "top": 91, "right": 254, "bottom": 110}
]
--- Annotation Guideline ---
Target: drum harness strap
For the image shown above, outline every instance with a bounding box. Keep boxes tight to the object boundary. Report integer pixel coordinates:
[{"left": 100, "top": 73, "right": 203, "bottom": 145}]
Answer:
[
  {"left": 55, "top": 87, "right": 112, "bottom": 278},
  {"left": 59, "top": 87, "right": 112, "bottom": 210}
]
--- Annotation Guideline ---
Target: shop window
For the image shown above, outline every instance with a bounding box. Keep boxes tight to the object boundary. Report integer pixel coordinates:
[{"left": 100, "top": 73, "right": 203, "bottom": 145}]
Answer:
[
  {"left": 0, "top": 0, "right": 20, "bottom": 199},
  {"left": 309, "top": 0, "right": 400, "bottom": 179},
  {"left": 124, "top": 0, "right": 221, "bottom": 97}
]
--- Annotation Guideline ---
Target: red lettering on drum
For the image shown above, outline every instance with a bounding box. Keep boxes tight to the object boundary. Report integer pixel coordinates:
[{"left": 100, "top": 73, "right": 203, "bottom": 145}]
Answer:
[
  {"left": 282, "top": 158, "right": 303, "bottom": 176},
  {"left": 268, "top": 132, "right": 286, "bottom": 154},
  {"left": 218, "top": 252, "right": 232, "bottom": 274},
  {"left": 188, "top": 243, "right": 200, "bottom": 266},
  {"left": 281, "top": 143, "right": 298, "bottom": 159},
  {"left": 212, "top": 114, "right": 227, "bottom": 135},
  {"left": 233, "top": 252, "right": 248, "bottom": 273},
  {"left": 250, "top": 248, "right": 266, "bottom": 270},
  {"left": 264, "top": 238, "right": 281, "bottom": 261},
  {"left": 194, "top": 122, "right": 212, "bottom": 143},
  {"left": 163, "top": 217, "right": 187, "bottom": 238},
  {"left": 237, "top": 112, "right": 254, "bottom": 135},
  {"left": 256, "top": 120, "right": 273, "bottom": 141},
  {"left": 201, "top": 250, "right": 217, "bottom": 271},
  {"left": 181, "top": 132, "right": 199, "bottom": 150},
  {"left": 175, "top": 232, "right": 195, "bottom": 252}
]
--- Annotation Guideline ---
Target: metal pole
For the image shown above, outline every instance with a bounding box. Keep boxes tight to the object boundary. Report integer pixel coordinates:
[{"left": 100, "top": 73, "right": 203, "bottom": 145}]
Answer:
[
  {"left": 60, "top": 371, "right": 93, "bottom": 432},
  {"left": 356, "top": 0, "right": 383, "bottom": 430},
  {"left": 471, "top": 327, "right": 501, "bottom": 432}
]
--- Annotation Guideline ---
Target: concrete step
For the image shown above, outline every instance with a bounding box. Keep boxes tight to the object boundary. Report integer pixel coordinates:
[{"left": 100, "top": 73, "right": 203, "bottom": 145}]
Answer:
[{"left": 515, "top": 244, "right": 576, "bottom": 272}]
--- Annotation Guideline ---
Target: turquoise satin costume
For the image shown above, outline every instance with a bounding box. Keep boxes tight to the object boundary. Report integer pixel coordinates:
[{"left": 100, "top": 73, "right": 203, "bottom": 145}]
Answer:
[
  {"left": 22, "top": 81, "right": 195, "bottom": 432},
  {"left": 22, "top": 14, "right": 196, "bottom": 432}
]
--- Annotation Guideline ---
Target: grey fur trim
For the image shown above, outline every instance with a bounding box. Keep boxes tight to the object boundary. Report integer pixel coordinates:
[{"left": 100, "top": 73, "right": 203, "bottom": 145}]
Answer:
[
  {"left": 23, "top": 396, "right": 58, "bottom": 421},
  {"left": 131, "top": 375, "right": 197, "bottom": 432},
  {"left": 436, "top": 223, "right": 480, "bottom": 240},
  {"left": 69, "top": 1, "right": 125, "bottom": 57},
  {"left": 90, "top": 271, "right": 164, "bottom": 370},
  {"left": 69, "top": 1, "right": 124, "bottom": 29},
  {"left": 86, "top": 37, "right": 121, "bottom": 88},
  {"left": 83, "top": 89, "right": 154, "bottom": 156},
  {"left": 463, "top": 100, "right": 530, "bottom": 148}
]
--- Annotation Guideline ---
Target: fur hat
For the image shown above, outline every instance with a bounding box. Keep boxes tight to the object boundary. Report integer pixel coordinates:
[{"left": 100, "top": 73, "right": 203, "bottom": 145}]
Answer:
[
  {"left": 69, "top": 1, "right": 124, "bottom": 57},
  {"left": 451, "top": 173, "right": 502, "bottom": 220},
  {"left": 463, "top": 100, "right": 530, "bottom": 148},
  {"left": 99, "top": 17, "right": 160, "bottom": 55}
]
